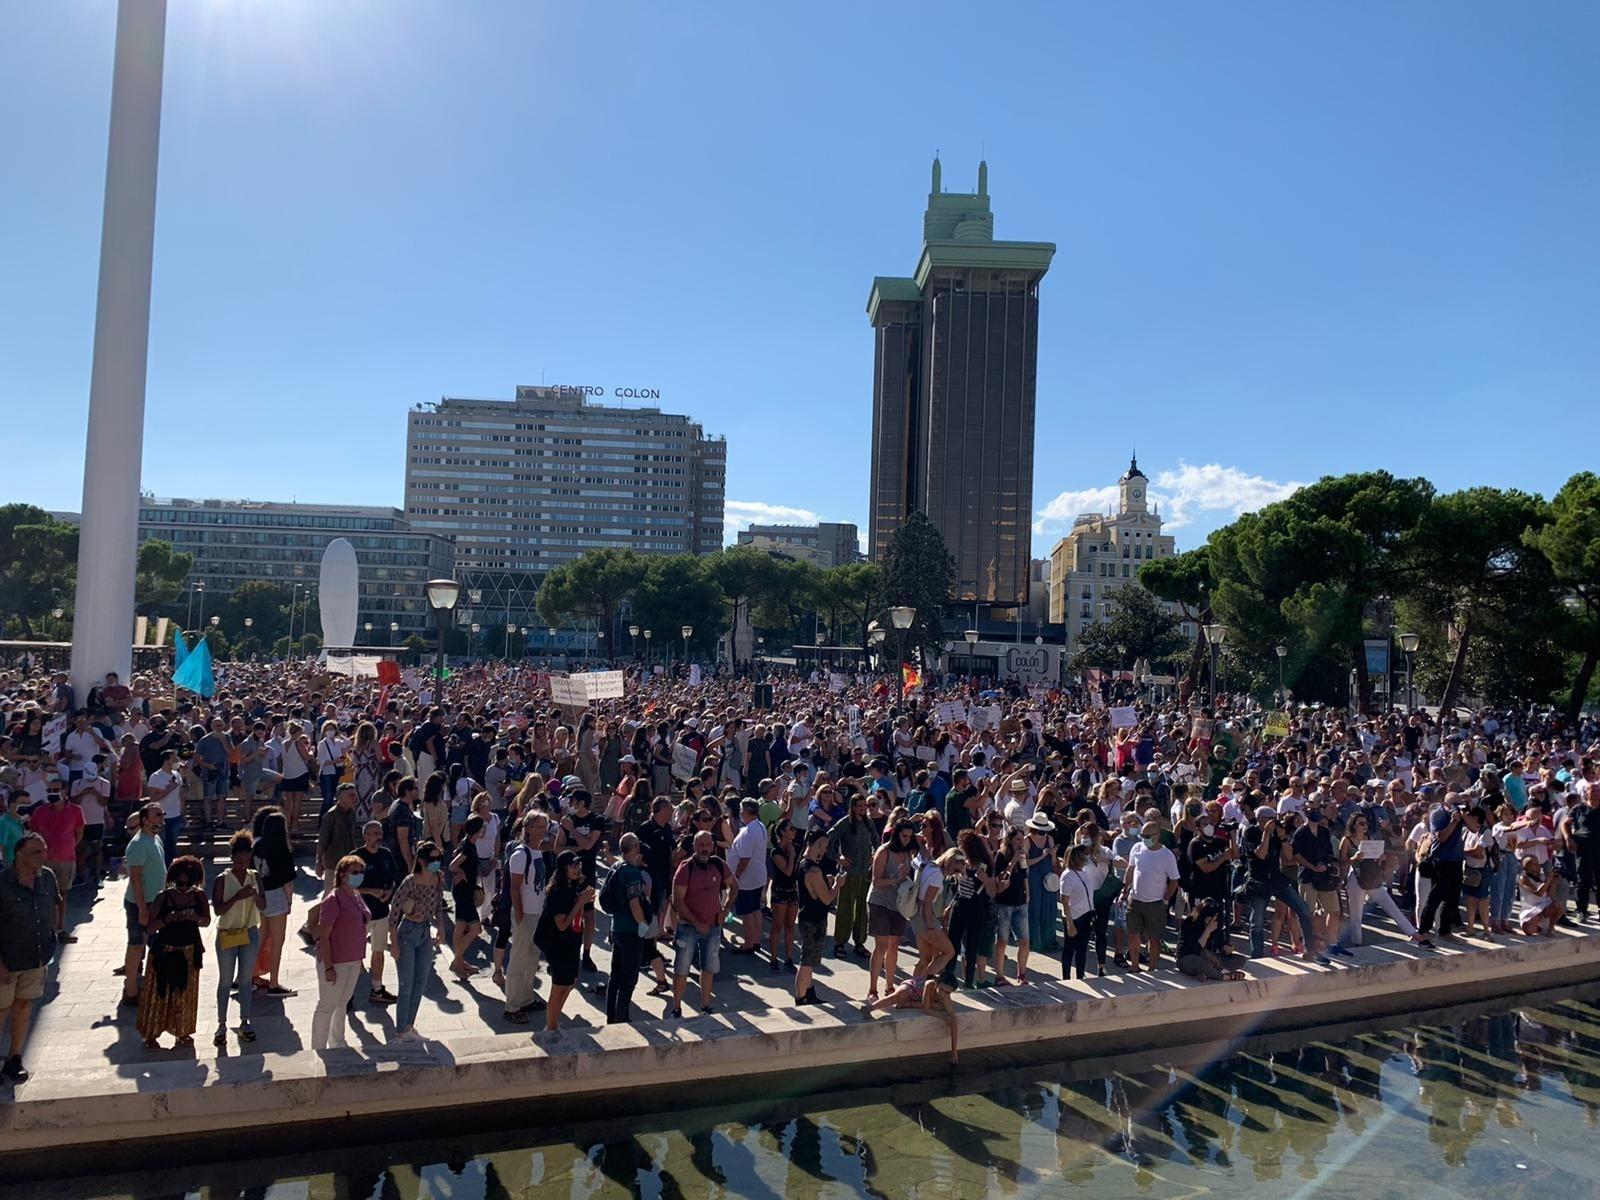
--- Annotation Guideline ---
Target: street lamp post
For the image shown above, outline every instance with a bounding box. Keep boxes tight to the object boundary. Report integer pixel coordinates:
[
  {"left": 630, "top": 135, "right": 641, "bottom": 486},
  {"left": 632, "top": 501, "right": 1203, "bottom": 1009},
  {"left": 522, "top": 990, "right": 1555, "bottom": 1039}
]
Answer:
[
  {"left": 424, "top": 579, "right": 461, "bottom": 709},
  {"left": 1275, "top": 643, "right": 1288, "bottom": 706},
  {"left": 1202, "top": 624, "right": 1227, "bottom": 706},
  {"left": 363, "top": 622, "right": 372, "bottom": 646},
  {"left": 888, "top": 605, "right": 915, "bottom": 671},
  {"left": 469, "top": 623, "right": 480, "bottom": 659},
  {"left": 595, "top": 626, "right": 605, "bottom": 663},
  {"left": 1398, "top": 632, "right": 1420, "bottom": 714},
  {"left": 815, "top": 630, "right": 826, "bottom": 669},
  {"left": 963, "top": 628, "right": 979, "bottom": 677},
  {"left": 195, "top": 580, "right": 207, "bottom": 631},
  {"left": 682, "top": 625, "right": 693, "bottom": 666},
  {"left": 642, "top": 628, "right": 652, "bottom": 663},
  {"left": 390, "top": 621, "right": 399, "bottom": 654},
  {"left": 628, "top": 624, "right": 639, "bottom": 659},
  {"left": 505, "top": 622, "right": 516, "bottom": 659}
]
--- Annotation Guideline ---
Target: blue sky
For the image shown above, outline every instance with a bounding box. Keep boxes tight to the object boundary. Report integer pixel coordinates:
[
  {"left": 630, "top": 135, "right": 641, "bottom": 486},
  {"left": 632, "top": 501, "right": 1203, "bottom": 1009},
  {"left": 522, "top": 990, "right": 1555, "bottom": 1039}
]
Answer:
[{"left": 4, "top": 2, "right": 1596, "bottom": 552}]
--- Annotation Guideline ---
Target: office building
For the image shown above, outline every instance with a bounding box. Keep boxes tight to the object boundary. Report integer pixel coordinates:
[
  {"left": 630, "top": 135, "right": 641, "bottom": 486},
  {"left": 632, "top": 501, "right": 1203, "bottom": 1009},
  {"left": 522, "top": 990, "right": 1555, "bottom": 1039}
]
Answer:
[
  {"left": 403, "top": 384, "right": 725, "bottom": 625},
  {"left": 735, "top": 521, "right": 861, "bottom": 567},
  {"left": 867, "top": 157, "right": 1055, "bottom": 608},
  {"left": 136, "top": 497, "right": 455, "bottom": 637},
  {"left": 1046, "top": 457, "right": 1189, "bottom": 649}
]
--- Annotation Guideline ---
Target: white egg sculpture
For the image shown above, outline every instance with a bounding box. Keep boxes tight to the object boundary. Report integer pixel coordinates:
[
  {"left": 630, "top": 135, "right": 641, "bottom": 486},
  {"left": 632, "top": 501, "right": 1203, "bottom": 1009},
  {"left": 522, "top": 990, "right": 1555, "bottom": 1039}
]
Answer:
[{"left": 319, "top": 538, "right": 361, "bottom": 652}]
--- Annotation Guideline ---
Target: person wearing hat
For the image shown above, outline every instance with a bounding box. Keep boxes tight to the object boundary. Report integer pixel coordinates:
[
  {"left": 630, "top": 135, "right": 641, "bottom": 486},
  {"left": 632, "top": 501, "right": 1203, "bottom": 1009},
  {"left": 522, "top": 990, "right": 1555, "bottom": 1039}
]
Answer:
[
  {"left": 1241, "top": 805, "right": 1324, "bottom": 964},
  {"left": 1001, "top": 773, "right": 1035, "bottom": 830},
  {"left": 1023, "top": 811, "right": 1059, "bottom": 964}
]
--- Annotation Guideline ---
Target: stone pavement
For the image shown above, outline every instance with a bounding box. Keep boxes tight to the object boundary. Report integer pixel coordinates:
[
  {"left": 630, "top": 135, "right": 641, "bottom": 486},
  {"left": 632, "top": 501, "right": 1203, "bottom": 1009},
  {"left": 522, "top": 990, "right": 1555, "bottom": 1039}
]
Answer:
[
  {"left": 13, "top": 860, "right": 1585, "bottom": 1073},
  {"left": 6, "top": 862, "right": 1599, "bottom": 1165}
]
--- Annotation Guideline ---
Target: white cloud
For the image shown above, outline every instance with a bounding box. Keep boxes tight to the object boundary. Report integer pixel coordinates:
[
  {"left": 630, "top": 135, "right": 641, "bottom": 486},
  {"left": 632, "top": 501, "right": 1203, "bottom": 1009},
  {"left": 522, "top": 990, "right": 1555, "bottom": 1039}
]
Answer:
[
  {"left": 1032, "top": 486, "right": 1122, "bottom": 535},
  {"left": 1149, "top": 462, "right": 1306, "bottom": 530},
  {"left": 723, "top": 499, "right": 822, "bottom": 546},
  {"left": 1033, "top": 461, "right": 1304, "bottom": 538}
]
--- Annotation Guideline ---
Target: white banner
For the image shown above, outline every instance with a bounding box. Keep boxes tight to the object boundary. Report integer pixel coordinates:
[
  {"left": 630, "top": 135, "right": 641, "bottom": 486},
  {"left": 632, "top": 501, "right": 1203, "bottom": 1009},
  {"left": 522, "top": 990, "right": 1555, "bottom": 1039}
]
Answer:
[
  {"left": 935, "top": 701, "right": 968, "bottom": 726},
  {"left": 1109, "top": 705, "right": 1138, "bottom": 729},
  {"left": 828, "top": 672, "right": 846, "bottom": 692},
  {"left": 688, "top": 664, "right": 702, "bottom": 687}
]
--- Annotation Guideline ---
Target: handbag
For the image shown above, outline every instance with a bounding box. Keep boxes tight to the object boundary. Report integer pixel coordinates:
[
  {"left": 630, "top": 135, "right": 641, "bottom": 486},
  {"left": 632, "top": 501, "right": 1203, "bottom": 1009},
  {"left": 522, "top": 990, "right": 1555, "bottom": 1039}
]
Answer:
[
  {"left": 218, "top": 926, "right": 252, "bottom": 951},
  {"left": 1463, "top": 866, "right": 1483, "bottom": 888},
  {"left": 895, "top": 864, "right": 921, "bottom": 920}
]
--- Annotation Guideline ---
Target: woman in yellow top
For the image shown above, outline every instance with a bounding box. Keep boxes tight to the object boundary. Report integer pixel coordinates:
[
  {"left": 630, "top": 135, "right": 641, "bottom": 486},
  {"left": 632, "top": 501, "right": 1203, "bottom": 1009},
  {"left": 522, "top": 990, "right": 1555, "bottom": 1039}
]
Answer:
[{"left": 211, "top": 832, "right": 263, "bottom": 1047}]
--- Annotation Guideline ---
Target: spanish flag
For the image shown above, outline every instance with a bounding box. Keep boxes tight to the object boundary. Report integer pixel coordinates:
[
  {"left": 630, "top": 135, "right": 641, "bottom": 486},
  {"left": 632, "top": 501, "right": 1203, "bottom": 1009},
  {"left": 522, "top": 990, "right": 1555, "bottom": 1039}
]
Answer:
[{"left": 901, "top": 664, "right": 922, "bottom": 695}]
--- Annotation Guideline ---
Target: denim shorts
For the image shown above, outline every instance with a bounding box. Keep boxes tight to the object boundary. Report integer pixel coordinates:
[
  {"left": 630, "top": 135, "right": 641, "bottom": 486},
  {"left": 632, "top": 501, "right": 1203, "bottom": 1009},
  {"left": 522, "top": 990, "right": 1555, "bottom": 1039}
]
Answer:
[
  {"left": 262, "top": 886, "right": 291, "bottom": 919},
  {"left": 673, "top": 924, "right": 721, "bottom": 977},
  {"left": 994, "top": 903, "right": 1028, "bottom": 942},
  {"left": 124, "top": 900, "right": 147, "bottom": 947}
]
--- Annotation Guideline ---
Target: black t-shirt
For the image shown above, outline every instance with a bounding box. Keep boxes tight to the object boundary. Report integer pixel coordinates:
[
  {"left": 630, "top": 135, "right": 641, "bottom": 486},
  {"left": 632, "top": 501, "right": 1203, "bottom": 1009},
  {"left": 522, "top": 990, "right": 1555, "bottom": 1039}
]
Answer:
[
  {"left": 355, "top": 844, "right": 398, "bottom": 920},
  {"left": 995, "top": 854, "right": 1026, "bottom": 906},
  {"left": 635, "top": 820, "right": 676, "bottom": 896},
  {"left": 838, "top": 761, "right": 867, "bottom": 781},
  {"left": 1187, "top": 834, "right": 1232, "bottom": 898},
  {"left": 1292, "top": 824, "right": 1337, "bottom": 889},
  {"left": 945, "top": 787, "right": 978, "bottom": 836},
  {"left": 408, "top": 721, "right": 441, "bottom": 761},
  {"left": 1242, "top": 826, "right": 1284, "bottom": 883},
  {"left": 563, "top": 812, "right": 608, "bottom": 881},
  {"left": 798, "top": 859, "right": 830, "bottom": 924},
  {"left": 139, "top": 727, "right": 180, "bottom": 775}
]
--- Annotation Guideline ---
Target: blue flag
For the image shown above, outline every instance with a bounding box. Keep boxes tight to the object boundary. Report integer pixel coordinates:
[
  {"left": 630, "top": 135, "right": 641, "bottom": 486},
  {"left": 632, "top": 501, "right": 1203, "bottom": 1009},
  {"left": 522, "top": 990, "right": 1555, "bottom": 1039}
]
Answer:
[
  {"left": 173, "top": 633, "right": 216, "bottom": 698},
  {"left": 173, "top": 626, "right": 190, "bottom": 670}
]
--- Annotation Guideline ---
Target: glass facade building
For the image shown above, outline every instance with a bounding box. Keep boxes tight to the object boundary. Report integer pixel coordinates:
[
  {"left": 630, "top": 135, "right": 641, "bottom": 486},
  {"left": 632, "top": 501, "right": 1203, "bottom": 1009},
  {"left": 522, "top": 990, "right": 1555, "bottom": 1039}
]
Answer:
[
  {"left": 137, "top": 498, "right": 456, "bottom": 636},
  {"left": 867, "top": 159, "right": 1054, "bottom": 607}
]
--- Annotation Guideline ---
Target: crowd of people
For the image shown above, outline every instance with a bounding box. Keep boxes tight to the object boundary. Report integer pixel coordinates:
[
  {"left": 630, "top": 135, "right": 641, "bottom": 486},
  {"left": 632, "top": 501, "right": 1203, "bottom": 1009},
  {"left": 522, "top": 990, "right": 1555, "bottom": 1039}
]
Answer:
[{"left": 0, "top": 653, "right": 1596, "bottom": 1081}]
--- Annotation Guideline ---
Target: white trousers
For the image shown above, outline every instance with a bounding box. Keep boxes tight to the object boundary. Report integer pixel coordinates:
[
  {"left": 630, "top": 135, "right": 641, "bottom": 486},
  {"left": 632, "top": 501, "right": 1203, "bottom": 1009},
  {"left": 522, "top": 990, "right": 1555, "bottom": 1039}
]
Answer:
[
  {"left": 1346, "top": 870, "right": 1417, "bottom": 946},
  {"left": 312, "top": 960, "right": 361, "bottom": 1049}
]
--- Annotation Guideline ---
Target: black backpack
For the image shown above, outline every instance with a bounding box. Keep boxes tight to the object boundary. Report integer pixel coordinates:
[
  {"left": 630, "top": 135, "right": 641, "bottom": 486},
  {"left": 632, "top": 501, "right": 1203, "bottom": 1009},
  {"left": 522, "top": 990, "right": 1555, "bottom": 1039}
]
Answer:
[{"left": 598, "top": 864, "right": 628, "bottom": 916}]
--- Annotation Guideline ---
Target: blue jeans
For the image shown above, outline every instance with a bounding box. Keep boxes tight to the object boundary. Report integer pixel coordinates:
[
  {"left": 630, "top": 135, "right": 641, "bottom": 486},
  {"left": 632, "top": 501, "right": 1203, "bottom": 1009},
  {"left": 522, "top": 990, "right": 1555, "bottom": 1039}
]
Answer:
[
  {"left": 1247, "top": 876, "right": 1315, "bottom": 957},
  {"left": 394, "top": 918, "right": 435, "bottom": 1032},
  {"left": 163, "top": 816, "right": 182, "bottom": 863},
  {"left": 319, "top": 773, "right": 339, "bottom": 814},
  {"left": 216, "top": 927, "right": 260, "bottom": 1025},
  {"left": 1490, "top": 853, "right": 1518, "bottom": 923}
]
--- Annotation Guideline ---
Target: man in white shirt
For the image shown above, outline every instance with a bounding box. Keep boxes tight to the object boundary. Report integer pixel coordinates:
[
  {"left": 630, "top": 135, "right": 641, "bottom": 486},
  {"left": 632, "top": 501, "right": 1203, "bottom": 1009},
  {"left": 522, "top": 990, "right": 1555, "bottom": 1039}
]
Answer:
[
  {"left": 503, "top": 810, "right": 549, "bottom": 1020},
  {"left": 1121, "top": 821, "right": 1181, "bottom": 971},
  {"left": 729, "top": 800, "right": 768, "bottom": 954},
  {"left": 147, "top": 748, "right": 185, "bottom": 861}
]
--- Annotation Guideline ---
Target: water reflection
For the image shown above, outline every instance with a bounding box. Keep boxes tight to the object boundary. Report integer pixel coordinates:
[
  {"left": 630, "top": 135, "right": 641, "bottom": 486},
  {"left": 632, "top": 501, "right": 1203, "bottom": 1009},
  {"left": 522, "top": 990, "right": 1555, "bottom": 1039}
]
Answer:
[{"left": 43, "top": 991, "right": 1600, "bottom": 1200}]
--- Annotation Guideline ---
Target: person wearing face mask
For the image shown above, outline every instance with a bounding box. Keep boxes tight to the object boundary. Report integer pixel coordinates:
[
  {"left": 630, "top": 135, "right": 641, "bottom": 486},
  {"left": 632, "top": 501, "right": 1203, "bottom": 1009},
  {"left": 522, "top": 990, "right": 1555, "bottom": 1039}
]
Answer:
[
  {"left": 1291, "top": 801, "right": 1348, "bottom": 958},
  {"left": 1119, "top": 822, "right": 1180, "bottom": 972},
  {"left": 310, "top": 854, "right": 370, "bottom": 1052},
  {"left": 1186, "top": 805, "right": 1237, "bottom": 910},
  {"left": 387, "top": 841, "right": 451, "bottom": 1043},
  {"left": 135, "top": 855, "right": 211, "bottom": 1051}
]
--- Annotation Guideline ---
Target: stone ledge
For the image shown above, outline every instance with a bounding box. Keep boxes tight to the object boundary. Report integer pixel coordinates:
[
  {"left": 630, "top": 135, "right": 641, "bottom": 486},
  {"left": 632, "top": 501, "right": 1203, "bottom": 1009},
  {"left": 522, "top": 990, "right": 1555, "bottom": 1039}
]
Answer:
[{"left": 3, "top": 926, "right": 1596, "bottom": 1158}]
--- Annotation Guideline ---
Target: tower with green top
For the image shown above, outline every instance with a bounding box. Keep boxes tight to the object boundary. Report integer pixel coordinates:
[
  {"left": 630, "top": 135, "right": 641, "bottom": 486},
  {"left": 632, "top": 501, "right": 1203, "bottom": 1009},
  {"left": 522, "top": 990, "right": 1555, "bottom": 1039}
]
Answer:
[{"left": 868, "top": 158, "right": 1055, "bottom": 609}]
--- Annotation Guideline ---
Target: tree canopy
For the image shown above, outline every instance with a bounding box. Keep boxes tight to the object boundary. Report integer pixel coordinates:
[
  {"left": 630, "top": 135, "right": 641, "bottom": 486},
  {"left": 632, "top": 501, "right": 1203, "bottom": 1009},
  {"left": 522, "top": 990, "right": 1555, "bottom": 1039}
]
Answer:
[{"left": 878, "top": 512, "right": 956, "bottom": 661}]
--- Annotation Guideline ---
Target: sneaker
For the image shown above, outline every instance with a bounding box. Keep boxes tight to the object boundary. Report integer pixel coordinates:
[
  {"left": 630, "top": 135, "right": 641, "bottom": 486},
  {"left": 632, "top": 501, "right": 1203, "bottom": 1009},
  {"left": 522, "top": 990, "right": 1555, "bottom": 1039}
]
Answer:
[
  {"left": 265, "top": 985, "right": 297, "bottom": 998},
  {"left": 368, "top": 989, "right": 396, "bottom": 1005},
  {"left": 2, "top": 1055, "right": 27, "bottom": 1082},
  {"left": 213, "top": 1027, "right": 227, "bottom": 1047},
  {"left": 239, "top": 1022, "right": 256, "bottom": 1042}
]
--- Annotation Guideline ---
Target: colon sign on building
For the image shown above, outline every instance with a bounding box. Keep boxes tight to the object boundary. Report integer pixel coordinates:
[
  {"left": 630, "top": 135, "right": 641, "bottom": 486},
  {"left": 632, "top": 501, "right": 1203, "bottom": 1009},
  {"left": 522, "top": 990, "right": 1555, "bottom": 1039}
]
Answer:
[{"left": 1047, "top": 457, "right": 1190, "bottom": 655}]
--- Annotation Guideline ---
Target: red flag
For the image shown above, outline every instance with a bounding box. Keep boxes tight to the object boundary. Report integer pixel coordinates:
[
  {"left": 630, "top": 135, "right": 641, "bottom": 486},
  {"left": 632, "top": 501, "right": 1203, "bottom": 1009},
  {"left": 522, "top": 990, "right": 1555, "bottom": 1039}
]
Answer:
[{"left": 376, "top": 660, "right": 401, "bottom": 686}]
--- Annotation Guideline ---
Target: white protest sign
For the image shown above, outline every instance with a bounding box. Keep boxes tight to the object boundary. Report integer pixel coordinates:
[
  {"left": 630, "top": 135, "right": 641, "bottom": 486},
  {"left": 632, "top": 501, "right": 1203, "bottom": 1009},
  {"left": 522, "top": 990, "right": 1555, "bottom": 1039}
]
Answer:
[
  {"left": 1109, "top": 706, "right": 1138, "bottom": 729},
  {"left": 671, "top": 741, "right": 699, "bottom": 782},
  {"left": 969, "top": 705, "right": 1001, "bottom": 732},
  {"left": 548, "top": 675, "right": 587, "bottom": 708},
  {"left": 935, "top": 701, "right": 968, "bottom": 726},
  {"left": 688, "top": 665, "right": 702, "bottom": 687},
  {"left": 584, "top": 670, "right": 626, "bottom": 701},
  {"left": 828, "top": 673, "right": 847, "bottom": 692}
]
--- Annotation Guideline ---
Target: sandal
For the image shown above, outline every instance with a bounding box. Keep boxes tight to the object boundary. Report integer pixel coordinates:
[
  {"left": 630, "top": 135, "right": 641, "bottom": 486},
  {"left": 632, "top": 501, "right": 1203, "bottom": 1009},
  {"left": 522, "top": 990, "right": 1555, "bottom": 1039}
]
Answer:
[{"left": 865, "top": 991, "right": 880, "bottom": 1003}]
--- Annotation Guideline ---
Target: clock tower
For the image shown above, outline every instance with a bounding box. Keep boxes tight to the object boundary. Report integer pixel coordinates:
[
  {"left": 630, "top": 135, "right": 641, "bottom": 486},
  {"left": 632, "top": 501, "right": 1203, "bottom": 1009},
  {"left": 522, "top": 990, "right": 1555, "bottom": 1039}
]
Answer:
[{"left": 1119, "top": 454, "right": 1148, "bottom": 515}]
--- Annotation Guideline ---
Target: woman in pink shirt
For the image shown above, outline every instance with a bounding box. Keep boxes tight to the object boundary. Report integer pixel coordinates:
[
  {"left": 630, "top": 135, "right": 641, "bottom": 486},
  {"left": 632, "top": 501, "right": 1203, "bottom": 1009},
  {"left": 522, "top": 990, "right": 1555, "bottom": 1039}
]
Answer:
[{"left": 310, "top": 854, "right": 370, "bottom": 1051}]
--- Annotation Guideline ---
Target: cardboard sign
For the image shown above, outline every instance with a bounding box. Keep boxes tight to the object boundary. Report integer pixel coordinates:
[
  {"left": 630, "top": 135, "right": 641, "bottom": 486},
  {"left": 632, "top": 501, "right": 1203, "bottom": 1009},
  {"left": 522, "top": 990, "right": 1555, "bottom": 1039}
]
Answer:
[
  {"left": 828, "top": 673, "right": 847, "bottom": 692},
  {"left": 1264, "top": 711, "right": 1291, "bottom": 738},
  {"left": 671, "top": 741, "right": 699, "bottom": 782},
  {"left": 1358, "top": 839, "right": 1386, "bottom": 860},
  {"left": 548, "top": 675, "right": 587, "bottom": 708},
  {"left": 935, "top": 701, "right": 968, "bottom": 726},
  {"left": 969, "top": 705, "right": 1001, "bottom": 732},
  {"left": 1108, "top": 706, "right": 1138, "bottom": 729}
]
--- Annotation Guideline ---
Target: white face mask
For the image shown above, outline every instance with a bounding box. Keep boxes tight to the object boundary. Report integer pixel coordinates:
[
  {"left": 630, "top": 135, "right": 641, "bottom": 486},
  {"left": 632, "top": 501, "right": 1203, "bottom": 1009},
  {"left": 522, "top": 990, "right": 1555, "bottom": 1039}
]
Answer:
[{"left": 1201, "top": 823, "right": 1216, "bottom": 837}]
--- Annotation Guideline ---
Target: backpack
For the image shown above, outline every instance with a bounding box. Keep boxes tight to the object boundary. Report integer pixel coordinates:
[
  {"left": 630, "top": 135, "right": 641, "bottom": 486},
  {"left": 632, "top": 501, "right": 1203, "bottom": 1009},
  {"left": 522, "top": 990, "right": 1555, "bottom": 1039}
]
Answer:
[{"left": 599, "top": 864, "right": 629, "bottom": 916}]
